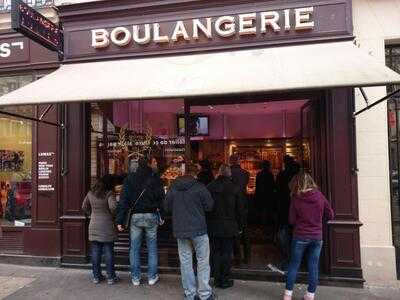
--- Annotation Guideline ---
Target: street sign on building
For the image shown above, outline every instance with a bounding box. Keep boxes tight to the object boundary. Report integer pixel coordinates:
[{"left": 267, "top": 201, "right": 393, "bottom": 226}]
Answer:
[{"left": 11, "top": 0, "right": 62, "bottom": 54}]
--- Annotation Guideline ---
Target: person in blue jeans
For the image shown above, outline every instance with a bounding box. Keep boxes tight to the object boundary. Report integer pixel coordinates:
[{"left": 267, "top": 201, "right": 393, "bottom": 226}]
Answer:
[
  {"left": 129, "top": 213, "right": 159, "bottom": 285},
  {"left": 116, "top": 157, "right": 165, "bottom": 286},
  {"left": 283, "top": 172, "right": 334, "bottom": 300},
  {"left": 165, "top": 163, "right": 214, "bottom": 300},
  {"left": 82, "top": 175, "right": 119, "bottom": 285}
]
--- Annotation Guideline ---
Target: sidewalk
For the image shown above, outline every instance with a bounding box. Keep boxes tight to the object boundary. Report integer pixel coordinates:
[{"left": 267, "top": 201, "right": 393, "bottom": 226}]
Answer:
[{"left": 0, "top": 264, "right": 400, "bottom": 300}]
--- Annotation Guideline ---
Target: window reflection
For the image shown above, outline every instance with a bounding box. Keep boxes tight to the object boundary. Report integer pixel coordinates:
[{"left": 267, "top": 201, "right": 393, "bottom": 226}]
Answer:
[{"left": 0, "top": 75, "right": 33, "bottom": 226}]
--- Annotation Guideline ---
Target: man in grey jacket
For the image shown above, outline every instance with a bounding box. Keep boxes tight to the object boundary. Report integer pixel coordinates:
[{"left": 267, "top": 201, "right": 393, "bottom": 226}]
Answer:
[{"left": 165, "top": 164, "right": 214, "bottom": 300}]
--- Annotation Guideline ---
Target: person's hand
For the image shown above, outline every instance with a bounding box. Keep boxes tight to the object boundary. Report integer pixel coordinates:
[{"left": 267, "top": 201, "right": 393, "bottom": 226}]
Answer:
[{"left": 117, "top": 225, "right": 124, "bottom": 232}]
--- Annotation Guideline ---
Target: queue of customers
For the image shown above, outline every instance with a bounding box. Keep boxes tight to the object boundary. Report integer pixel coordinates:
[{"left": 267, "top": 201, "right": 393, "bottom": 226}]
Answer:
[{"left": 82, "top": 155, "right": 334, "bottom": 300}]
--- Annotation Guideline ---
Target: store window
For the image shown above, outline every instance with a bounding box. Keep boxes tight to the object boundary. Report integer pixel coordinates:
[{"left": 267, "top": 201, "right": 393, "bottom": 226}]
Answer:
[
  {"left": 0, "top": 75, "right": 34, "bottom": 226},
  {"left": 90, "top": 100, "right": 185, "bottom": 189},
  {"left": 386, "top": 45, "right": 400, "bottom": 278}
]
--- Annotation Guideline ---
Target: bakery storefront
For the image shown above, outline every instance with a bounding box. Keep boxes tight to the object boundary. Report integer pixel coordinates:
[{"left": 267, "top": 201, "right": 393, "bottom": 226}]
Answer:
[
  {"left": 0, "top": 26, "right": 59, "bottom": 257},
  {"left": 1, "top": 0, "right": 400, "bottom": 285}
]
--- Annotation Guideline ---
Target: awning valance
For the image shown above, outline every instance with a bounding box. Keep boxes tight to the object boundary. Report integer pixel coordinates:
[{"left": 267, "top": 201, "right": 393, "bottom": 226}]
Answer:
[{"left": 1, "top": 41, "right": 400, "bottom": 106}]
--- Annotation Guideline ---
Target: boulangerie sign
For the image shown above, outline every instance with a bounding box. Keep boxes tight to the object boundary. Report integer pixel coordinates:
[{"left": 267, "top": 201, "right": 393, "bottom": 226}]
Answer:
[
  {"left": 63, "top": 0, "right": 352, "bottom": 61},
  {"left": 91, "top": 7, "right": 315, "bottom": 49}
]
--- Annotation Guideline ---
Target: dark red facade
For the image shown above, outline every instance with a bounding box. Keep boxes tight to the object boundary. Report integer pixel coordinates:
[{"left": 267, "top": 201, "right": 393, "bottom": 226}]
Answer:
[{"left": 0, "top": 0, "right": 363, "bottom": 284}]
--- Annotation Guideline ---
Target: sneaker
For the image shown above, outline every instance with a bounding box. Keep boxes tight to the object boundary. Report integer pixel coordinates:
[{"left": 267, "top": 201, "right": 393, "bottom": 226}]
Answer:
[
  {"left": 148, "top": 275, "right": 159, "bottom": 286},
  {"left": 107, "top": 276, "right": 121, "bottom": 285},
  {"left": 267, "top": 263, "right": 286, "bottom": 275},
  {"left": 131, "top": 278, "right": 140, "bottom": 286},
  {"left": 92, "top": 278, "right": 100, "bottom": 284}
]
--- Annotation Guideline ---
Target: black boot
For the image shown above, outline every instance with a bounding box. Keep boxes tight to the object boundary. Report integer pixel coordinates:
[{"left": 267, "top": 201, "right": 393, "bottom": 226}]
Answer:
[{"left": 219, "top": 279, "right": 234, "bottom": 289}]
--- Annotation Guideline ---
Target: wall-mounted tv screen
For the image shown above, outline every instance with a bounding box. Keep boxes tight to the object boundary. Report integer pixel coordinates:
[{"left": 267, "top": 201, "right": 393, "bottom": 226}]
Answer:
[{"left": 178, "top": 115, "right": 209, "bottom": 136}]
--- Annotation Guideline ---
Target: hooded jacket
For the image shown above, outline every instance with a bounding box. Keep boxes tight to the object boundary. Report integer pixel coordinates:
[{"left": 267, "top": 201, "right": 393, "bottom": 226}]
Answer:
[
  {"left": 207, "top": 176, "right": 245, "bottom": 238},
  {"left": 289, "top": 190, "right": 334, "bottom": 240},
  {"left": 165, "top": 175, "right": 214, "bottom": 239}
]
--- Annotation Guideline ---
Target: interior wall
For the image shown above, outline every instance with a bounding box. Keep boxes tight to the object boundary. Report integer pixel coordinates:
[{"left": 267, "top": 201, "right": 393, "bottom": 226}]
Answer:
[
  {"left": 113, "top": 101, "right": 301, "bottom": 139},
  {"left": 353, "top": 0, "right": 400, "bottom": 286}
]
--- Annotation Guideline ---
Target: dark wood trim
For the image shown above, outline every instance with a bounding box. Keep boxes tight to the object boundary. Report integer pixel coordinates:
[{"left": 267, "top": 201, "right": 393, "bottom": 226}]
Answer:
[
  {"left": 59, "top": 0, "right": 351, "bottom": 21},
  {"left": 325, "top": 88, "right": 362, "bottom": 279},
  {"left": 63, "top": 36, "right": 355, "bottom": 64}
]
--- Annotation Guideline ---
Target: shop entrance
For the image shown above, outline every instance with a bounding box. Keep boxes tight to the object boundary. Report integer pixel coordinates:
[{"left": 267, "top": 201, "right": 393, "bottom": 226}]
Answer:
[{"left": 89, "top": 94, "right": 322, "bottom": 273}]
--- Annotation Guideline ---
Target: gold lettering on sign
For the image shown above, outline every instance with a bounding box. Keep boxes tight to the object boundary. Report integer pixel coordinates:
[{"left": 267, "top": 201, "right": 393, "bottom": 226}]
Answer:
[
  {"left": 110, "top": 27, "right": 131, "bottom": 46},
  {"left": 260, "top": 11, "right": 280, "bottom": 33},
  {"left": 192, "top": 18, "right": 212, "bottom": 40},
  {"left": 295, "top": 7, "right": 314, "bottom": 30},
  {"left": 284, "top": 9, "right": 291, "bottom": 31},
  {"left": 153, "top": 23, "right": 169, "bottom": 43},
  {"left": 132, "top": 24, "right": 151, "bottom": 45},
  {"left": 90, "top": 7, "right": 316, "bottom": 49},
  {"left": 171, "top": 21, "right": 190, "bottom": 42},
  {"left": 91, "top": 29, "right": 110, "bottom": 48},
  {"left": 238, "top": 13, "right": 257, "bottom": 36},
  {"left": 215, "top": 16, "right": 236, "bottom": 37}
]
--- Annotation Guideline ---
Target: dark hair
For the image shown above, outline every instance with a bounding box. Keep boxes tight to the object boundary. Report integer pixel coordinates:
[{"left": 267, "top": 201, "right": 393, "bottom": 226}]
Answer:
[
  {"left": 218, "top": 164, "right": 231, "bottom": 177},
  {"left": 283, "top": 155, "right": 293, "bottom": 165},
  {"left": 138, "top": 156, "right": 151, "bottom": 169},
  {"left": 261, "top": 160, "right": 271, "bottom": 170},
  {"left": 185, "top": 163, "right": 199, "bottom": 177},
  {"left": 92, "top": 175, "right": 114, "bottom": 198},
  {"left": 229, "top": 154, "right": 239, "bottom": 165},
  {"left": 199, "top": 160, "right": 211, "bottom": 171}
]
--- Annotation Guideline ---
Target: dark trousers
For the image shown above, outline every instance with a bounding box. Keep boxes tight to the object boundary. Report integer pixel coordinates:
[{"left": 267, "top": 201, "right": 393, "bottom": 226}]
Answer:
[
  {"left": 91, "top": 241, "right": 116, "bottom": 280},
  {"left": 211, "top": 237, "right": 234, "bottom": 284},
  {"left": 233, "top": 227, "right": 251, "bottom": 264},
  {"left": 277, "top": 225, "right": 293, "bottom": 270}
]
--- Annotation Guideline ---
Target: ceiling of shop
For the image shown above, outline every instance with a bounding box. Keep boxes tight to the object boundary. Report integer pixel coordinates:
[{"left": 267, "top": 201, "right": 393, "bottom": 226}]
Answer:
[{"left": 139, "top": 99, "right": 310, "bottom": 115}]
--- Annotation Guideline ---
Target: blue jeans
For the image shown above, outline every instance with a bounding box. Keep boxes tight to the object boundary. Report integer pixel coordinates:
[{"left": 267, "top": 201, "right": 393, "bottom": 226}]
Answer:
[
  {"left": 285, "top": 238, "right": 323, "bottom": 293},
  {"left": 177, "top": 234, "right": 212, "bottom": 300},
  {"left": 277, "top": 225, "right": 292, "bottom": 270},
  {"left": 130, "top": 213, "right": 158, "bottom": 281},
  {"left": 91, "top": 241, "right": 116, "bottom": 280}
]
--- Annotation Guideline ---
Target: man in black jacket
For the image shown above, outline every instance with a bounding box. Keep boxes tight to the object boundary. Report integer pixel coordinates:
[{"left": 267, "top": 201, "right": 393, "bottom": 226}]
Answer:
[
  {"left": 165, "top": 164, "right": 214, "bottom": 300},
  {"left": 207, "top": 164, "right": 244, "bottom": 289},
  {"left": 116, "top": 157, "right": 164, "bottom": 287}
]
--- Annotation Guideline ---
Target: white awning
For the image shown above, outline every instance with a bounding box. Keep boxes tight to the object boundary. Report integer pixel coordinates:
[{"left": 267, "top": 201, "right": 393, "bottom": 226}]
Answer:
[{"left": 1, "top": 41, "right": 400, "bottom": 106}]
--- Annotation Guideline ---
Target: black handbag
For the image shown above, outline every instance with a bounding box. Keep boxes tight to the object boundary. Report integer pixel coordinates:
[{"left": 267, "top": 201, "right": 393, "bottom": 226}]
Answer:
[{"left": 124, "top": 188, "right": 146, "bottom": 229}]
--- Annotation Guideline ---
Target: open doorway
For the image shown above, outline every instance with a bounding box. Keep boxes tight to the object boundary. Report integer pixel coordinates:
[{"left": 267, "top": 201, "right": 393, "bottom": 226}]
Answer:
[
  {"left": 187, "top": 99, "right": 313, "bottom": 269},
  {"left": 89, "top": 96, "right": 320, "bottom": 271}
]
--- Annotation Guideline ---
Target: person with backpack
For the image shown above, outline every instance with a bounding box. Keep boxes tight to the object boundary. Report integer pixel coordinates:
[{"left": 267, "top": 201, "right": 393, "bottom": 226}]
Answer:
[
  {"left": 116, "top": 156, "right": 165, "bottom": 287},
  {"left": 165, "top": 163, "right": 214, "bottom": 300},
  {"left": 283, "top": 172, "right": 334, "bottom": 300},
  {"left": 82, "top": 175, "right": 119, "bottom": 285}
]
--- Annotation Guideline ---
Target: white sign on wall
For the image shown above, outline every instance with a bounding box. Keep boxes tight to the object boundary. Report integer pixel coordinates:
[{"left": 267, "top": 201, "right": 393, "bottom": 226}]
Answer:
[{"left": 0, "top": 41, "right": 24, "bottom": 58}]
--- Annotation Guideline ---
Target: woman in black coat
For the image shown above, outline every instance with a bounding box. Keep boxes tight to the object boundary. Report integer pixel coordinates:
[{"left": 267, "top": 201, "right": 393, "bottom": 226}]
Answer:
[{"left": 207, "top": 164, "right": 245, "bottom": 289}]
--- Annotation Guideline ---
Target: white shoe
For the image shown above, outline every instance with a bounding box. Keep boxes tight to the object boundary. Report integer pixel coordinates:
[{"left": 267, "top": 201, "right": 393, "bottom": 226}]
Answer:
[
  {"left": 131, "top": 279, "right": 140, "bottom": 286},
  {"left": 148, "top": 275, "right": 159, "bottom": 286}
]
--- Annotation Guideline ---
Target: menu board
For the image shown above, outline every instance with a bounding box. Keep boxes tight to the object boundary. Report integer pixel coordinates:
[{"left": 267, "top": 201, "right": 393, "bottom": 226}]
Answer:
[{"left": 38, "top": 151, "right": 55, "bottom": 192}]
